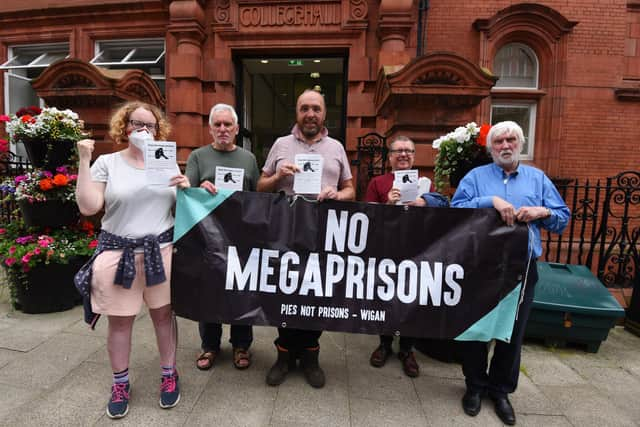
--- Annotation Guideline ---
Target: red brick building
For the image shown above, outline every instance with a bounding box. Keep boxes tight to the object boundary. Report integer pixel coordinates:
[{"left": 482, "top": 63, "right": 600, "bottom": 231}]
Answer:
[{"left": 1, "top": 0, "right": 639, "bottom": 191}]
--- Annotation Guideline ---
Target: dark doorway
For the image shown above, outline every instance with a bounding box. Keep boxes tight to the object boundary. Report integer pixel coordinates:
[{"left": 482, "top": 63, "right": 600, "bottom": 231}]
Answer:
[{"left": 236, "top": 56, "right": 346, "bottom": 167}]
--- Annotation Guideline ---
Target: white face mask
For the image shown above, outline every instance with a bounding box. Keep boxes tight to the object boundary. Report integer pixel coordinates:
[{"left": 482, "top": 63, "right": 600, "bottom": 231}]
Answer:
[{"left": 128, "top": 129, "right": 153, "bottom": 151}]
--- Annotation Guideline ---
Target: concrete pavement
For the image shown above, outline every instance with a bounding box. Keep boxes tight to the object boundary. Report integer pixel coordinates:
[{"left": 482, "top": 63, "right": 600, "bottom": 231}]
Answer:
[{"left": 0, "top": 284, "right": 639, "bottom": 427}]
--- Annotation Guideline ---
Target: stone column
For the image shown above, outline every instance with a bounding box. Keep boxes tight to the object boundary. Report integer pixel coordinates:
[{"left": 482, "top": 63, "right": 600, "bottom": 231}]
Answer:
[
  {"left": 167, "top": 0, "right": 206, "bottom": 162},
  {"left": 377, "top": 0, "right": 414, "bottom": 67}
]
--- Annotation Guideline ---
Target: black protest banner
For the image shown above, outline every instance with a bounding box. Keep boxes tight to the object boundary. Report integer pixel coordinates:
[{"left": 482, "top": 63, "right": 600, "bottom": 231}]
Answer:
[{"left": 171, "top": 189, "right": 529, "bottom": 341}]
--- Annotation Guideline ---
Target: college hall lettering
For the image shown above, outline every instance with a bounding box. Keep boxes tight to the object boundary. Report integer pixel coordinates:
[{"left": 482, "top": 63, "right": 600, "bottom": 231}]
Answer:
[{"left": 240, "top": 4, "right": 341, "bottom": 27}]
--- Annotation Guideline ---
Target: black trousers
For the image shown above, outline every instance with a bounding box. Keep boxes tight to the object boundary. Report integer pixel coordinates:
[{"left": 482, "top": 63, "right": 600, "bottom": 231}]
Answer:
[
  {"left": 380, "top": 335, "right": 415, "bottom": 352},
  {"left": 199, "top": 322, "right": 253, "bottom": 352},
  {"left": 275, "top": 328, "right": 322, "bottom": 353},
  {"left": 462, "top": 260, "right": 539, "bottom": 398}
]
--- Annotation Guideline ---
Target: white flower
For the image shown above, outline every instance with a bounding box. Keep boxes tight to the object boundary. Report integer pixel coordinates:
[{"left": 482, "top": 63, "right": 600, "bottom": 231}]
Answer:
[
  {"left": 432, "top": 137, "right": 443, "bottom": 149},
  {"left": 453, "top": 127, "right": 470, "bottom": 143}
]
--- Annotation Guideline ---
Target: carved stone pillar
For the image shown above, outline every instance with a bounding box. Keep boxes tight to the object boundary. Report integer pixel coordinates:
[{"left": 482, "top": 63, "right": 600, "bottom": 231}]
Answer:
[
  {"left": 167, "top": 0, "right": 206, "bottom": 161},
  {"left": 377, "top": 0, "right": 413, "bottom": 67}
]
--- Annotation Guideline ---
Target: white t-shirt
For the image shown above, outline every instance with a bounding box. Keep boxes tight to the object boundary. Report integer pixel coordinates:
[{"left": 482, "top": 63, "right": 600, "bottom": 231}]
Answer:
[{"left": 91, "top": 151, "right": 177, "bottom": 240}]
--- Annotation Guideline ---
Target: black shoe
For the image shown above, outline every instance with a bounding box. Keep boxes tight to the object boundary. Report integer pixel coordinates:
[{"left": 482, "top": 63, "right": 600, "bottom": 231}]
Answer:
[
  {"left": 266, "top": 345, "right": 290, "bottom": 386},
  {"left": 491, "top": 395, "right": 516, "bottom": 425},
  {"left": 461, "top": 390, "right": 482, "bottom": 417}
]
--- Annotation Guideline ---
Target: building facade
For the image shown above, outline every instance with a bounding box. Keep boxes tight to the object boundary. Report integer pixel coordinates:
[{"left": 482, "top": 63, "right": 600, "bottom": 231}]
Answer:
[{"left": 1, "top": 0, "right": 639, "bottom": 193}]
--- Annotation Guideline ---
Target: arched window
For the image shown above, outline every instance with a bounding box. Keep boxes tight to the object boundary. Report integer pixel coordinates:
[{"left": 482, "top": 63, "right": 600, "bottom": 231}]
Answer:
[
  {"left": 491, "top": 43, "right": 539, "bottom": 159},
  {"left": 493, "top": 43, "right": 538, "bottom": 89}
]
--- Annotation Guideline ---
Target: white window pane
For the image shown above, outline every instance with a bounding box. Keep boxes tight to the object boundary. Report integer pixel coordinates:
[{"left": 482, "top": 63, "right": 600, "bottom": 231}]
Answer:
[
  {"left": 129, "top": 47, "right": 164, "bottom": 63},
  {"left": 494, "top": 43, "right": 538, "bottom": 89},
  {"left": 491, "top": 104, "right": 535, "bottom": 158},
  {"left": 92, "top": 39, "right": 165, "bottom": 95},
  {"left": 30, "top": 51, "right": 67, "bottom": 66},
  {"left": 1, "top": 44, "right": 69, "bottom": 70}
]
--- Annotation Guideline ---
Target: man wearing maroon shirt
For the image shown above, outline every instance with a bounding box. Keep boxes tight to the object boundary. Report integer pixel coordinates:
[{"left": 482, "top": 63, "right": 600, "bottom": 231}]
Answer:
[{"left": 365, "top": 135, "right": 448, "bottom": 377}]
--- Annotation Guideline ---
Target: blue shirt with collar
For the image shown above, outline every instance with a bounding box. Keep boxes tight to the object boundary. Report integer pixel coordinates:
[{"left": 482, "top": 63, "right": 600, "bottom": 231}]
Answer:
[{"left": 451, "top": 162, "right": 570, "bottom": 258}]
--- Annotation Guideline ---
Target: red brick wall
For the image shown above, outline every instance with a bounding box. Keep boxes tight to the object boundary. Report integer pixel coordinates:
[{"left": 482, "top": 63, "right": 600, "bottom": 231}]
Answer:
[{"left": 424, "top": 0, "right": 638, "bottom": 183}]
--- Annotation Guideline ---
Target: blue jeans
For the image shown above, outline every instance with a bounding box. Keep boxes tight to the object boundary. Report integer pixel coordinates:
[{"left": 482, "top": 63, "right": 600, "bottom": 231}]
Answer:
[{"left": 199, "top": 322, "right": 253, "bottom": 352}]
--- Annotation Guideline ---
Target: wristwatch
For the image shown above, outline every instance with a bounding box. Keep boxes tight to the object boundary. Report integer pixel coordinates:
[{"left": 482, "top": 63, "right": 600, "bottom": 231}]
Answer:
[{"left": 545, "top": 208, "right": 552, "bottom": 218}]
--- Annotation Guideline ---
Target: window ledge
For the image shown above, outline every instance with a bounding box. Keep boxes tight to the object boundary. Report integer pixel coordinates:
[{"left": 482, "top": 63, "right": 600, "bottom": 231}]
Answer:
[
  {"left": 615, "top": 87, "right": 640, "bottom": 102},
  {"left": 491, "top": 89, "right": 546, "bottom": 100}
]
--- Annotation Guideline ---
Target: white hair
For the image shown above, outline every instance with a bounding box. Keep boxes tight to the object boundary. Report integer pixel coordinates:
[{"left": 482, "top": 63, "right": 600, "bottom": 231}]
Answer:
[
  {"left": 486, "top": 121, "right": 525, "bottom": 152},
  {"left": 208, "top": 103, "right": 238, "bottom": 127}
]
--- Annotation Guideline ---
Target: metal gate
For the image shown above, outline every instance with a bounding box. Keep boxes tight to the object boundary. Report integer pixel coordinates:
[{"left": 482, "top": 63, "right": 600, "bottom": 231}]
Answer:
[
  {"left": 543, "top": 171, "right": 640, "bottom": 289},
  {"left": 351, "top": 132, "right": 387, "bottom": 200}
]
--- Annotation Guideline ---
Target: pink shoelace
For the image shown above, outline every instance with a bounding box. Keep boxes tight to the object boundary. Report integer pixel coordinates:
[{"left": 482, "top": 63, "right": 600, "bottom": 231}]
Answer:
[
  {"left": 161, "top": 375, "right": 176, "bottom": 393},
  {"left": 111, "top": 383, "right": 129, "bottom": 403}
]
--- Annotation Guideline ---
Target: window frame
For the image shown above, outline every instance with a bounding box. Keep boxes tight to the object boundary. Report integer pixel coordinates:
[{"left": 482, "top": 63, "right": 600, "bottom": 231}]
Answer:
[
  {"left": 90, "top": 38, "right": 165, "bottom": 80},
  {"left": 492, "top": 42, "right": 539, "bottom": 90},
  {"left": 1, "top": 43, "right": 70, "bottom": 157},
  {"left": 491, "top": 42, "right": 540, "bottom": 161}
]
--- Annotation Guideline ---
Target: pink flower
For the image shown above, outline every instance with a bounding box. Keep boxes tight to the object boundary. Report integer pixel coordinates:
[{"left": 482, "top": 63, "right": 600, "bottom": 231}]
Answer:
[
  {"left": 0, "top": 114, "right": 10, "bottom": 122},
  {"left": 5, "top": 257, "right": 16, "bottom": 266},
  {"left": 56, "top": 166, "right": 68, "bottom": 174},
  {"left": 21, "top": 254, "right": 31, "bottom": 264},
  {"left": 14, "top": 175, "right": 27, "bottom": 184},
  {"left": 34, "top": 247, "right": 41, "bottom": 255},
  {"left": 0, "top": 228, "right": 5, "bottom": 234},
  {"left": 8, "top": 246, "right": 16, "bottom": 254},
  {"left": 38, "top": 239, "right": 50, "bottom": 248}
]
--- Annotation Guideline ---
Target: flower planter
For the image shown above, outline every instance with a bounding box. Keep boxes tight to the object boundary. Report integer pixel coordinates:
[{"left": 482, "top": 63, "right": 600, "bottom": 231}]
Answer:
[
  {"left": 21, "top": 138, "right": 75, "bottom": 170},
  {"left": 12, "top": 257, "right": 86, "bottom": 314},
  {"left": 449, "top": 156, "right": 493, "bottom": 188},
  {"left": 18, "top": 199, "right": 79, "bottom": 228}
]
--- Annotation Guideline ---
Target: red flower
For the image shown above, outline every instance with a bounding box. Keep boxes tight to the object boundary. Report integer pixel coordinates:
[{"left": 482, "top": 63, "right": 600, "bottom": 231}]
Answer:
[
  {"left": 20, "top": 114, "right": 33, "bottom": 123},
  {"left": 52, "top": 174, "right": 68, "bottom": 186},
  {"left": 0, "top": 139, "right": 8, "bottom": 153},
  {"left": 88, "top": 239, "right": 99, "bottom": 249},
  {"left": 477, "top": 124, "right": 491, "bottom": 147},
  {"left": 39, "top": 178, "right": 54, "bottom": 191},
  {"left": 0, "top": 114, "right": 9, "bottom": 122}
]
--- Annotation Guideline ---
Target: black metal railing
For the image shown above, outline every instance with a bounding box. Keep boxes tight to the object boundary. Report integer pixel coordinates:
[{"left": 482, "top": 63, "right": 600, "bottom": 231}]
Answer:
[
  {"left": 543, "top": 171, "right": 640, "bottom": 289},
  {"left": 351, "top": 132, "right": 388, "bottom": 200},
  {"left": 0, "top": 152, "right": 32, "bottom": 224}
]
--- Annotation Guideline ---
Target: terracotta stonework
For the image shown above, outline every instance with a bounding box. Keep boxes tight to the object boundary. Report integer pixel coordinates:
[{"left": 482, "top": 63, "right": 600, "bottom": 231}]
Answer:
[{"left": 0, "top": 0, "right": 637, "bottom": 185}]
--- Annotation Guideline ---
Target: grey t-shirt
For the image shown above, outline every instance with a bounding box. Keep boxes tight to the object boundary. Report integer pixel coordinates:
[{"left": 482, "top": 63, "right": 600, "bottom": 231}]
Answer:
[
  {"left": 91, "top": 151, "right": 177, "bottom": 239},
  {"left": 185, "top": 144, "right": 260, "bottom": 191}
]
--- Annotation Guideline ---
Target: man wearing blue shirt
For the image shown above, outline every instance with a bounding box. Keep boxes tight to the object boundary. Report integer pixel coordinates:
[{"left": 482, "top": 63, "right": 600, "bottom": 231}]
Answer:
[{"left": 451, "top": 121, "right": 570, "bottom": 425}]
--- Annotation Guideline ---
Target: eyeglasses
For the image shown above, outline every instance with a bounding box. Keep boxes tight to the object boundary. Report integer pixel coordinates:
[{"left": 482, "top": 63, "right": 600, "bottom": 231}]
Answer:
[
  {"left": 389, "top": 149, "right": 415, "bottom": 155},
  {"left": 129, "top": 119, "right": 158, "bottom": 134}
]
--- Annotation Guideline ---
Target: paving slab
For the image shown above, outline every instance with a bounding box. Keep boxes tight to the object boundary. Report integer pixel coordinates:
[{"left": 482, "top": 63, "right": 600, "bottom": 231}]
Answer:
[
  {"left": 0, "top": 331, "right": 104, "bottom": 390},
  {"left": 540, "top": 384, "right": 637, "bottom": 427}
]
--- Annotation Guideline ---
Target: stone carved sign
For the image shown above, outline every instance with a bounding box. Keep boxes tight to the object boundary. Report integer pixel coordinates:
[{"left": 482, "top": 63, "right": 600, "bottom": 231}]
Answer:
[{"left": 239, "top": 3, "right": 341, "bottom": 27}]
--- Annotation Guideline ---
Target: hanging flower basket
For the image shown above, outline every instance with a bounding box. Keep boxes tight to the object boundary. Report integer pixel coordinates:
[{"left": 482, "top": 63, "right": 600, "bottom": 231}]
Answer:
[
  {"left": 22, "top": 138, "right": 76, "bottom": 171},
  {"left": 3, "top": 106, "right": 86, "bottom": 170},
  {"left": 448, "top": 156, "right": 493, "bottom": 188},
  {"left": 12, "top": 256, "right": 87, "bottom": 314},
  {"left": 432, "top": 122, "right": 492, "bottom": 191},
  {"left": 18, "top": 199, "right": 79, "bottom": 228}
]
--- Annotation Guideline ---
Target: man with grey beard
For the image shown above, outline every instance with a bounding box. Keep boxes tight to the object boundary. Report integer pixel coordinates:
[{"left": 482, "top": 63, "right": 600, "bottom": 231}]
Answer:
[{"left": 451, "top": 121, "right": 570, "bottom": 425}]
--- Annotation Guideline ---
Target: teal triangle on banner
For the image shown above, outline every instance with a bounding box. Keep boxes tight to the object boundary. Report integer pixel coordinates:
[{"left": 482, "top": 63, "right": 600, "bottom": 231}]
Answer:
[
  {"left": 455, "top": 283, "right": 522, "bottom": 343},
  {"left": 173, "top": 188, "right": 234, "bottom": 242}
]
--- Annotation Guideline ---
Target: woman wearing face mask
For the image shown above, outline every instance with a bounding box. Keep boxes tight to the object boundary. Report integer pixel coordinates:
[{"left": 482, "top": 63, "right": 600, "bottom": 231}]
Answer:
[{"left": 74, "top": 101, "right": 190, "bottom": 419}]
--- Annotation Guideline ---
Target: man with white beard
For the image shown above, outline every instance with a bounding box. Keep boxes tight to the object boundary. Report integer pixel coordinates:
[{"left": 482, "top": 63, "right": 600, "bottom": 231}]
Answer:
[{"left": 451, "top": 121, "right": 569, "bottom": 425}]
